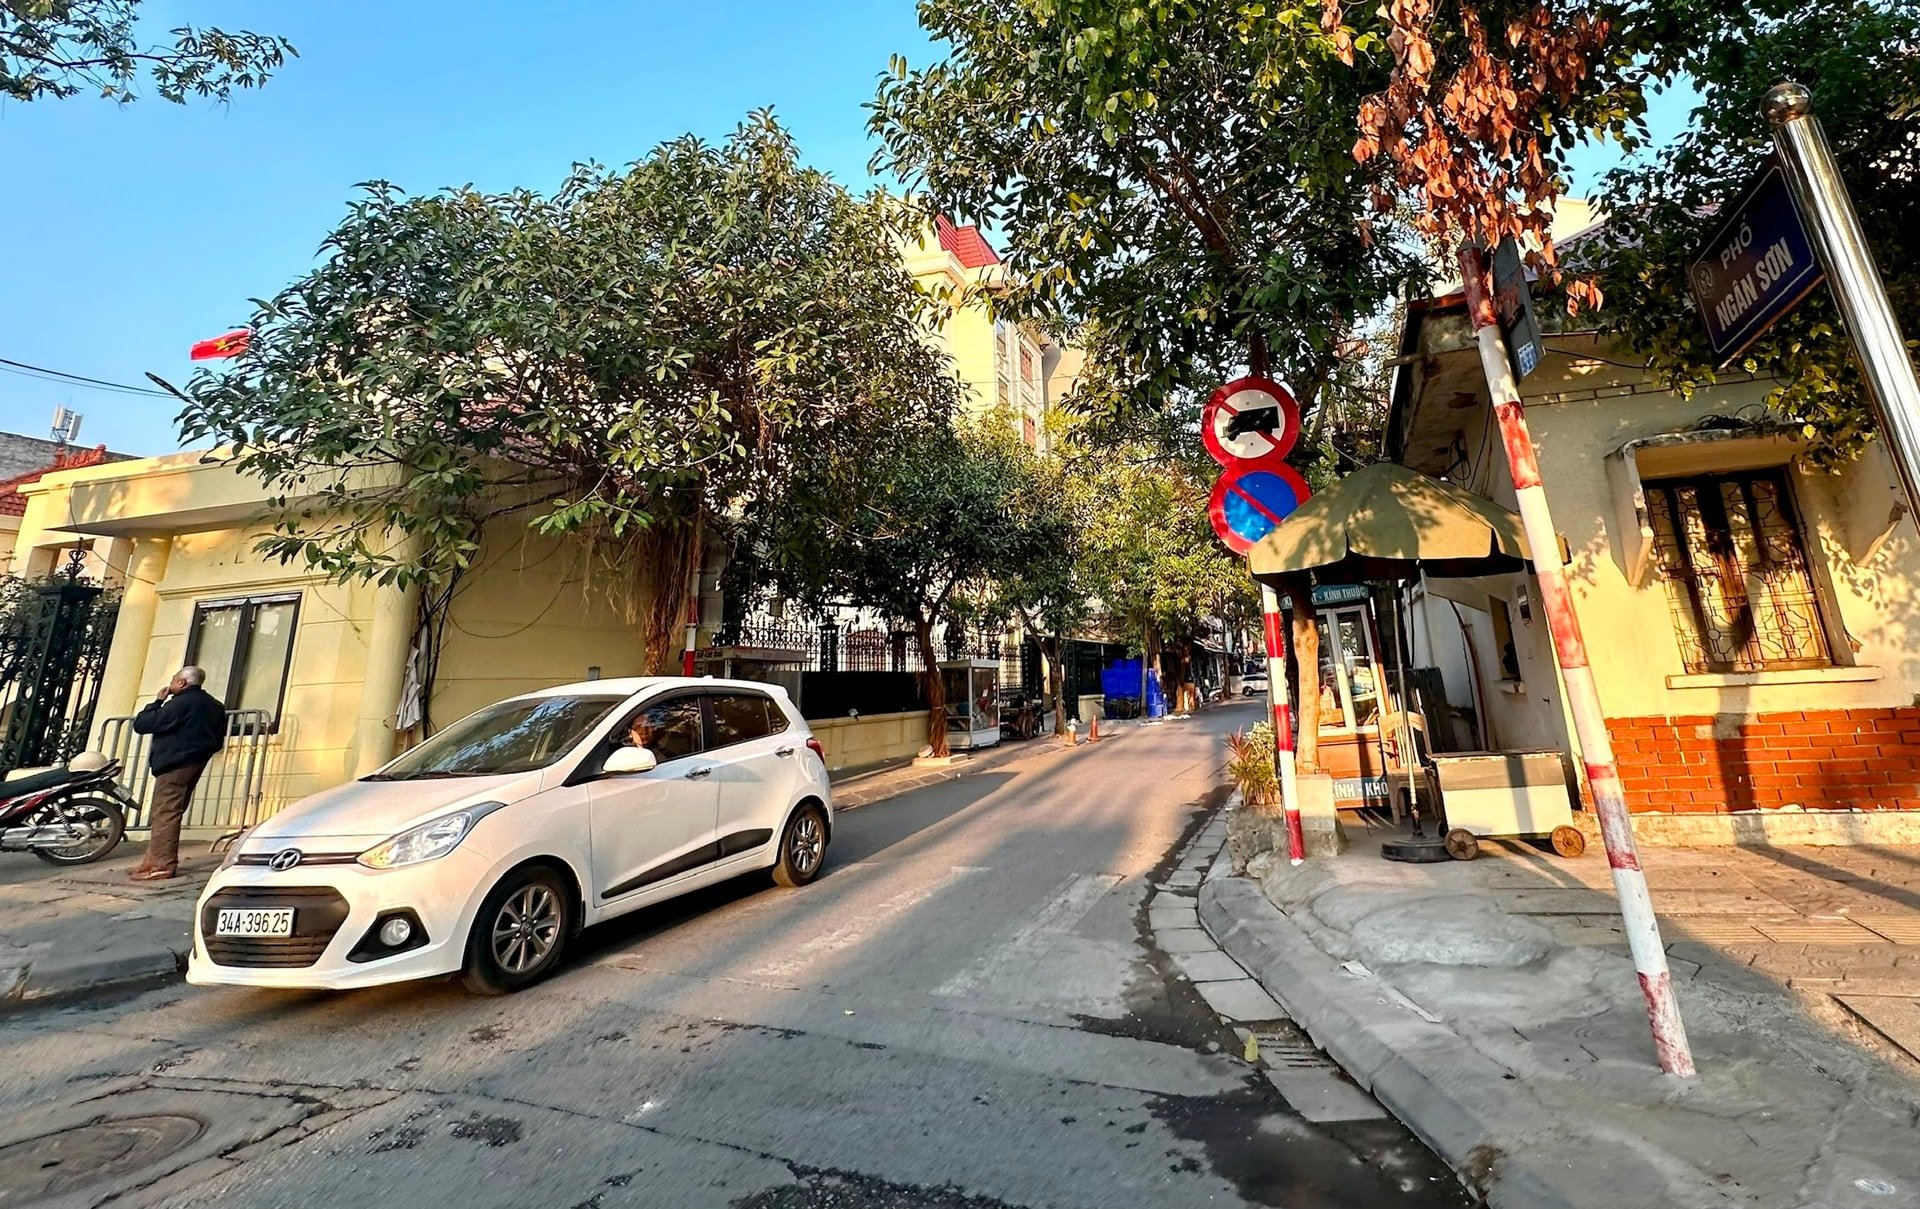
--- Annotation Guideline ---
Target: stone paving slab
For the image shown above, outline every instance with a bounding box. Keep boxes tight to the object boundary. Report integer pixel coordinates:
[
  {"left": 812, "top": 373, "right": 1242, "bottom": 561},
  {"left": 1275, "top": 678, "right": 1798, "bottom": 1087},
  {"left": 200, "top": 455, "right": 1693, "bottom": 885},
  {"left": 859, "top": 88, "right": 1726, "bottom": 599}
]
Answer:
[
  {"left": 1837, "top": 995, "right": 1920, "bottom": 1061},
  {"left": 1147, "top": 901, "right": 1198, "bottom": 927},
  {"left": 1206, "top": 829, "right": 1920, "bottom": 1207},
  {"left": 1193, "top": 976, "right": 1286, "bottom": 1022},
  {"left": 1153, "top": 927, "right": 1217, "bottom": 954},
  {"left": 1172, "top": 950, "right": 1248, "bottom": 983}
]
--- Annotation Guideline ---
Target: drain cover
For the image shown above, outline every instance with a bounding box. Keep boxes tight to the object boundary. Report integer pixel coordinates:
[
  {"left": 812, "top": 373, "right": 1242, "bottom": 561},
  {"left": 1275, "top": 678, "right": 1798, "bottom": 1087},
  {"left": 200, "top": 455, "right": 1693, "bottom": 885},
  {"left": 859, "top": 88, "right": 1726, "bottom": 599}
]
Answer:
[{"left": 0, "top": 1114, "right": 204, "bottom": 1201}]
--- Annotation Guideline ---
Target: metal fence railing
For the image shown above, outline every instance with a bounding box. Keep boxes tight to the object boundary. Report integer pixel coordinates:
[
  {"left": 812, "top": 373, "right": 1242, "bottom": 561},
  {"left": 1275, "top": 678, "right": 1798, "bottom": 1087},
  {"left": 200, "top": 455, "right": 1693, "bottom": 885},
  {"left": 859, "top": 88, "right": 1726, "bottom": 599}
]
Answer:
[
  {"left": 716, "top": 613, "right": 1016, "bottom": 675},
  {"left": 98, "top": 709, "right": 278, "bottom": 833}
]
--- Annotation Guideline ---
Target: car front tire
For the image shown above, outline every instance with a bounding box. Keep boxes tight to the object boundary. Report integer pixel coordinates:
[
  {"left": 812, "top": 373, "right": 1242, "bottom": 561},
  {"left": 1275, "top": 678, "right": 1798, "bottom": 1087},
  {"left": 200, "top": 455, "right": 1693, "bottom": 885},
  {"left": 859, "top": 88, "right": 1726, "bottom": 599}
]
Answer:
[
  {"left": 771, "top": 802, "right": 828, "bottom": 888},
  {"left": 461, "top": 864, "right": 572, "bottom": 995}
]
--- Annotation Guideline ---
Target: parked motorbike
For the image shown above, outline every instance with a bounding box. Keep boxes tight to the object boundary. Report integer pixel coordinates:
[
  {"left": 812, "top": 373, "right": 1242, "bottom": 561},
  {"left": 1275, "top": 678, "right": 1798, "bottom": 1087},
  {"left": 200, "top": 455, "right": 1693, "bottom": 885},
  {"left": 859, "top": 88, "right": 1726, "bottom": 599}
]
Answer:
[{"left": 0, "top": 752, "right": 131, "bottom": 865}]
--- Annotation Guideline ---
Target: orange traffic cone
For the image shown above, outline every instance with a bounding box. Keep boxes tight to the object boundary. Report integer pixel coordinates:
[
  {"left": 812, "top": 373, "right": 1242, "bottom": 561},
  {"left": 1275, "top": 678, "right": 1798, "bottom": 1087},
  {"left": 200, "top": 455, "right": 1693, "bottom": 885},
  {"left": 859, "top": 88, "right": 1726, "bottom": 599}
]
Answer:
[{"left": 1088, "top": 715, "right": 1101, "bottom": 743}]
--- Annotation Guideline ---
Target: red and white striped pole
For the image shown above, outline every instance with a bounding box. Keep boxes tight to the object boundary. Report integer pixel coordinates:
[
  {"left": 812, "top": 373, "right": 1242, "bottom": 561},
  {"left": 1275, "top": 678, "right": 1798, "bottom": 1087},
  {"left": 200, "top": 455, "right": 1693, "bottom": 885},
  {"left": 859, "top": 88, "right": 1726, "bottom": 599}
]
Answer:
[
  {"left": 1259, "top": 582, "right": 1307, "bottom": 865},
  {"left": 682, "top": 529, "right": 704, "bottom": 677},
  {"left": 1460, "top": 249, "right": 1694, "bottom": 1077}
]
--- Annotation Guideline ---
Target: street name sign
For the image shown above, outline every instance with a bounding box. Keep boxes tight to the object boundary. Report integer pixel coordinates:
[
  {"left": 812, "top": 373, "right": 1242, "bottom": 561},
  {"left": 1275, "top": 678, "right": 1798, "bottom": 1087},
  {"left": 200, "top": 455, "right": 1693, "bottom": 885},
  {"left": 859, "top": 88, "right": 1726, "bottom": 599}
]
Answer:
[
  {"left": 1202, "top": 376, "right": 1301, "bottom": 466},
  {"left": 1492, "top": 237, "right": 1545, "bottom": 380},
  {"left": 1208, "top": 456, "right": 1310, "bottom": 556},
  {"left": 1690, "top": 159, "right": 1825, "bottom": 366}
]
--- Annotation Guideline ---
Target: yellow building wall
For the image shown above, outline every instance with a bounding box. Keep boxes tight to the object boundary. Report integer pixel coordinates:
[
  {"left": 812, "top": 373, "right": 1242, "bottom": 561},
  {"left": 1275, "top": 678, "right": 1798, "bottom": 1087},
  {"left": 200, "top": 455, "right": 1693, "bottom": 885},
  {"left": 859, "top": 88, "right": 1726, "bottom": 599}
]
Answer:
[
  {"left": 1504, "top": 356, "right": 1920, "bottom": 723},
  {"left": 141, "top": 530, "right": 374, "bottom": 806},
  {"left": 10, "top": 452, "right": 672, "bottom": 819},
  {"left": 943, "top": 300, "right": 1000, "bottom": 419},
  {"left": 428, "top": 522, "right": 655, "bottom": 728}
]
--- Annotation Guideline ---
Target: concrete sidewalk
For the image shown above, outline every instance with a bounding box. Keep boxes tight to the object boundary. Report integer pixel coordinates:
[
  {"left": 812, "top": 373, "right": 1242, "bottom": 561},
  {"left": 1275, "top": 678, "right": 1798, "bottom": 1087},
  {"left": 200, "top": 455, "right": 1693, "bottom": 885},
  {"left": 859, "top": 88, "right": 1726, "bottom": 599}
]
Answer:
[
  {"left": 0, "top": 848, "right": 212, "bottom": 1005},
  {"left": 1202, "top": 822, "right": 1920, "bottom": 1207}
]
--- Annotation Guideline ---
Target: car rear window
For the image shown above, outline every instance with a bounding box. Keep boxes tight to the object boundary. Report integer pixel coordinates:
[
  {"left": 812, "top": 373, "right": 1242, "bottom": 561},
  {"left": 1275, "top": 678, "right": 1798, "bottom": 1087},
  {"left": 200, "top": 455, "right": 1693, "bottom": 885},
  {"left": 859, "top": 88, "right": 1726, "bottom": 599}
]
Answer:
[{"left": 709, "top": 692, "right": 786, "bottom": 748}]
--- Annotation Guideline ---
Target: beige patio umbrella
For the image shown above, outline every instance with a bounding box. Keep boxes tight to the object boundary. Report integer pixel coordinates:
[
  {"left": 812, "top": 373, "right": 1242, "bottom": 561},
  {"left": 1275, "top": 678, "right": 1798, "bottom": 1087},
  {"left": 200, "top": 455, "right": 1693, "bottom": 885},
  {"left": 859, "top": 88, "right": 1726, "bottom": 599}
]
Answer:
[
  {"left": 1246, "top": 461, "right": 1540, "bottom": 834},
  {"left": 1247, "top": 461, "right": 1536, "bottom": 581}
]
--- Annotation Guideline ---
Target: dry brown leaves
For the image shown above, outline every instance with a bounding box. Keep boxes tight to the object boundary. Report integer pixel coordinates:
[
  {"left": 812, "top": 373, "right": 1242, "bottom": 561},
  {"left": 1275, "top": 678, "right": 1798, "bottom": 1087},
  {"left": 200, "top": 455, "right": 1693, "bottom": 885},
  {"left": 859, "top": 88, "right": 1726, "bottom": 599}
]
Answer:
[{"left": 1339, "top": 0, "right": 1609, "bottom": 311}]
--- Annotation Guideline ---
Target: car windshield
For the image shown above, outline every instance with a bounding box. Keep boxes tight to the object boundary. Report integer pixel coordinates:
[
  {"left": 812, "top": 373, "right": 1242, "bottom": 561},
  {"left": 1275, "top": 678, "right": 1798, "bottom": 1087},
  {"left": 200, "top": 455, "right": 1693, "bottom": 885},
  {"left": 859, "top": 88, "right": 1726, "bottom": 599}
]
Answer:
[{"left": 367, "top": 694, "right": 625, "bottom": 780}]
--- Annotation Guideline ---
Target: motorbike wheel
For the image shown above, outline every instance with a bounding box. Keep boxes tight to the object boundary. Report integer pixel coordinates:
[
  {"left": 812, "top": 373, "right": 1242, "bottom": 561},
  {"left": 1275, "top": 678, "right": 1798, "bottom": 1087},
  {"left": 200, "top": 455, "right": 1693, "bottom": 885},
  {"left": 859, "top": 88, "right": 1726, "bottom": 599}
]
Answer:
[{"left": 29, "top": 791, "right": 127, "bottom": 865}]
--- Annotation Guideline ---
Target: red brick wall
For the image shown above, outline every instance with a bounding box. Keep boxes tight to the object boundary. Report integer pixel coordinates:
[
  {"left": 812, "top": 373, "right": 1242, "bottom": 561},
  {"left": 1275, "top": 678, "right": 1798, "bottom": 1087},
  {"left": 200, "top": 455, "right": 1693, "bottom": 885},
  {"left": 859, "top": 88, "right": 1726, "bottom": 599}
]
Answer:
[{"left": 1606, "top": 708, "right": 1920, "bottom": 813}]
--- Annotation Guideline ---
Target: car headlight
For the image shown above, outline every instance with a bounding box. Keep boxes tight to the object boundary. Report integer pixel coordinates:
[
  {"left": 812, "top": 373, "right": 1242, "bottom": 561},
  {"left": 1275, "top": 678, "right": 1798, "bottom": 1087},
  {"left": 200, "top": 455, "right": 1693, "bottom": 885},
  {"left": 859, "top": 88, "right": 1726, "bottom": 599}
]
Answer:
[{"left": 358, "top": 807, "right": 494, "bottom": 870}]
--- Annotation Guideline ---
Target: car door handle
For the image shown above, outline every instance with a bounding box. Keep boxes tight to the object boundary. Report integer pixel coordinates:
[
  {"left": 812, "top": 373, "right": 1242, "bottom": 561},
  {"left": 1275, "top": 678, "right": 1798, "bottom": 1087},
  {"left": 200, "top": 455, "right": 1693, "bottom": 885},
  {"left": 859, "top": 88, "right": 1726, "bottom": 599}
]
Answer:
[
  {"left": 684, "top": 767, "right": 712, "bottom": 779},
  {"left": 775, "top": 746, "right": 796, "bottom": 757}
]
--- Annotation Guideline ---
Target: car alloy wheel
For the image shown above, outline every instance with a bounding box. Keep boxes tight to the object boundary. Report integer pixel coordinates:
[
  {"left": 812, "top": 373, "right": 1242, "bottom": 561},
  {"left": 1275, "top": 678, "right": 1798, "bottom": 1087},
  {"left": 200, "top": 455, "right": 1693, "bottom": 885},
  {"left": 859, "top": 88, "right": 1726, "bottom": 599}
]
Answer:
[
  {"left": 789, "top": 814, "right": 823, "bottom": 877},
  {"left": 491, "top": 884, "right": 561, "bottom": 974},
  {"left": 772, "top": 804, "right": 828, "bottom": 888}
]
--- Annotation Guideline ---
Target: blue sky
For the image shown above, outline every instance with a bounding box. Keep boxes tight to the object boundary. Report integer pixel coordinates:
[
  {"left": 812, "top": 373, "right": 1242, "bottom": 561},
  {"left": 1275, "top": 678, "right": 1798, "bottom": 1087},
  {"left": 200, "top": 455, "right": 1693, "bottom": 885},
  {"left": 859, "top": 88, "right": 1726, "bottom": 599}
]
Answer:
[
  {"left": 0, "top": 0, "right": 935, "bottom": 453},
  {"left": 0, "top": 1, "right": 1691, "bottom": 455}
]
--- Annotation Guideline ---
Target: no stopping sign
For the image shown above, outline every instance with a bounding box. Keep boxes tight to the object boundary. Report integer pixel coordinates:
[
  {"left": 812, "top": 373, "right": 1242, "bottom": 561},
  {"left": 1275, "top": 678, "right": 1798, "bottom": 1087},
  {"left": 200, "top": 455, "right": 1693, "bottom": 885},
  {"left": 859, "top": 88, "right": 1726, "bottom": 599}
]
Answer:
[
  {"left": 1209, "top": 457, "right": 1311, "bottom": 556},
  {"left": 1202, "top": 376, "right": 1301, "bottom": 466}
]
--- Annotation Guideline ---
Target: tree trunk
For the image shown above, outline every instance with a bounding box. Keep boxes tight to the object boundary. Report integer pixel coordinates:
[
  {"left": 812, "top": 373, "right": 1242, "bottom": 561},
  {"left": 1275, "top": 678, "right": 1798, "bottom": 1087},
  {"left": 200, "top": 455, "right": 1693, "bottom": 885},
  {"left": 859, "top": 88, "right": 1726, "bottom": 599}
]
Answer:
[
  {"left": 1040, "top": 634, "right": 1068, "bottom": 736},
  {"left": 637, "top": 519, "right": 702, "bottom": 674},
  {"left": 915, "top": 616, "right": 949, "bottom": 758},
  {"left": 1284, "top": 578, "right": 1321, "bottom": 772}
]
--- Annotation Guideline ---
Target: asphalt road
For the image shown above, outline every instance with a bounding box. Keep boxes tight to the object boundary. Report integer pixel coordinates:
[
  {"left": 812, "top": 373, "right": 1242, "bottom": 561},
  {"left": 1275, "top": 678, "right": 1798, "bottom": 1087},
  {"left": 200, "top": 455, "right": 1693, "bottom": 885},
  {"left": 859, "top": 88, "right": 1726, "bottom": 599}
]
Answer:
[{"left": 0, "top": 703, "right": 1468, "bottom": 1208}]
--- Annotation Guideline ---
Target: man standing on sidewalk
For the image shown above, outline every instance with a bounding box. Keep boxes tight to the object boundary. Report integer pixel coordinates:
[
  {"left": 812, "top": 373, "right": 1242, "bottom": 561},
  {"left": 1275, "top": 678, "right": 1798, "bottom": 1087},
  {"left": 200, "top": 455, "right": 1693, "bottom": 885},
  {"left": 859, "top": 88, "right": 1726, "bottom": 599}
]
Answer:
[{"left": 129, "top": 666, "right": 227, "bottom": 882}]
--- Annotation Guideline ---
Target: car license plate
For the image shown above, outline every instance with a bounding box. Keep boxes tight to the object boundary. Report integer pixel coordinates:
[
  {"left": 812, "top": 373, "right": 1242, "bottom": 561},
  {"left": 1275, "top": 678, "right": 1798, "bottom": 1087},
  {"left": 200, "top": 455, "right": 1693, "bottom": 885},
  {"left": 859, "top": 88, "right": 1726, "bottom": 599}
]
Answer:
[{"left": 215, "top": 908, "right": 294, "bottom": 938}]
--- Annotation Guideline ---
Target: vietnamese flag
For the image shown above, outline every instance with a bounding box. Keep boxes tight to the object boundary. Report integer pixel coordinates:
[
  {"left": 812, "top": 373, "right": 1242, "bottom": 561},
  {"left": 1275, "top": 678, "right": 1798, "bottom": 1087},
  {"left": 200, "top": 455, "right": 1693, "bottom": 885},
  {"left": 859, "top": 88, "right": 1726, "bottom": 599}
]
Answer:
[{"left": 191, "top": 329, "right": 251, "bottom": 360}]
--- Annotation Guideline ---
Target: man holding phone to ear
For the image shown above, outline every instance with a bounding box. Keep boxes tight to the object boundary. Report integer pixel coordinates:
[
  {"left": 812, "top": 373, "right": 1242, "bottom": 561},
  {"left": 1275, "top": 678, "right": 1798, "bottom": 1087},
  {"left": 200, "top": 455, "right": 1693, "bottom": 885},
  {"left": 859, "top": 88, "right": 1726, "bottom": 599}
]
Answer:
[{"left": 129, "top": 666, "right": 227, "bottom": 881}]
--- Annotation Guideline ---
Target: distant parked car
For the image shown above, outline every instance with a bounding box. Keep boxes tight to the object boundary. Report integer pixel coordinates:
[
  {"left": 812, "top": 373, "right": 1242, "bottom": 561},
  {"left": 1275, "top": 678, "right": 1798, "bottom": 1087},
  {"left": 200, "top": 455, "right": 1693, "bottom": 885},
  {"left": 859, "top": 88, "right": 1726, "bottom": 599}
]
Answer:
[
  {"left": 1240, "top": 673, "right": 1269, "bottom": 697},
  {"left": 188, "top": 678, "right": 832, "bottom": 995}
]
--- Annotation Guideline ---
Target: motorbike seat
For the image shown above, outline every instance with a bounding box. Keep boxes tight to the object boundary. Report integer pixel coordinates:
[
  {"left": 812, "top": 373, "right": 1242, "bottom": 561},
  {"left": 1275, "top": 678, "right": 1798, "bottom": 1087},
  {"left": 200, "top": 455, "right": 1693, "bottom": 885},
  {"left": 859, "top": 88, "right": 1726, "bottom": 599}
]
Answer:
[{"left": 0, "top": 767, "right": 79, "bottom": 798}]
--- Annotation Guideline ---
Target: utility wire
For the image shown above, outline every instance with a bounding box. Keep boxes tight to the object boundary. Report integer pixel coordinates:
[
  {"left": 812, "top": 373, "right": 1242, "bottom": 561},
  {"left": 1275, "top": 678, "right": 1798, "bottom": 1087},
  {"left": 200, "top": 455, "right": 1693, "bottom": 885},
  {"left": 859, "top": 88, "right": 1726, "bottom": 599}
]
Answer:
[{"left": 0, "top": 355, "right": 172, "bottom": 398}]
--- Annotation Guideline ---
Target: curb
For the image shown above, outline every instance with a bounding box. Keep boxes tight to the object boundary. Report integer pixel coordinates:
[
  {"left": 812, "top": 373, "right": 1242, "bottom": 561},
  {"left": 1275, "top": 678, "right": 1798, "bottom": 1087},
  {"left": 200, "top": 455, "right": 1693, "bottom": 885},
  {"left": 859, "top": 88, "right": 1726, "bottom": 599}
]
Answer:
[
  {"left": 1198, "top": 876, "right": 1582, "bottom": 1209},
  {"left": 3, "top": 943, "right": 188, "bottom": 1008}
]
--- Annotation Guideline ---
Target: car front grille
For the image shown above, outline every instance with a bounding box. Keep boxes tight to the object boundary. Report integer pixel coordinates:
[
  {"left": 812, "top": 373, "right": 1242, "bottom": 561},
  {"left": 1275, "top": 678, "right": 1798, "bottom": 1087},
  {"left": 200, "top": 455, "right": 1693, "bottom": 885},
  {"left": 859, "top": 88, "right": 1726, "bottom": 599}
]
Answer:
[{"left": 201, "top": 886, "right": 351, "bottom": 969}]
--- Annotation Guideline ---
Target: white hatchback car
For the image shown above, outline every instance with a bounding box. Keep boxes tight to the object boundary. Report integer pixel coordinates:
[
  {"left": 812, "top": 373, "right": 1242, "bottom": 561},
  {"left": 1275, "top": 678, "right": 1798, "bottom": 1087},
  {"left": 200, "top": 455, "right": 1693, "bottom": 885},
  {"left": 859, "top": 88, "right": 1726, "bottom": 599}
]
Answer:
[{"left": 187, "top": 678, "right": 832, "bottom": 995}]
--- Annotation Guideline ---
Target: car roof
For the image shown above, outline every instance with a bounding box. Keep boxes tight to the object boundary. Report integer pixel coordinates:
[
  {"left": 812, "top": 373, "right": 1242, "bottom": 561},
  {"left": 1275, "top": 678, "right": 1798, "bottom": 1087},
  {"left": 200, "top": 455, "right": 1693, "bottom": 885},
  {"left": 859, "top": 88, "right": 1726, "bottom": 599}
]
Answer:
[{"left": 517, "top": 676, "right": 793, "bottom": 701}]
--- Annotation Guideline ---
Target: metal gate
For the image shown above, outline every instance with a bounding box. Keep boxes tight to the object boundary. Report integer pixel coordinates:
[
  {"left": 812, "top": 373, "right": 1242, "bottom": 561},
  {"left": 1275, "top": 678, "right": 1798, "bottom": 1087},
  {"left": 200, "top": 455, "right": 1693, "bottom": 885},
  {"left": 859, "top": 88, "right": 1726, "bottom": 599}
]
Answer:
[
  {"left": 0, "top": 575, "right": 119, "bottom": 772},
  {"left": 97, "top": 709, "right": 277, "bottom": 833}
]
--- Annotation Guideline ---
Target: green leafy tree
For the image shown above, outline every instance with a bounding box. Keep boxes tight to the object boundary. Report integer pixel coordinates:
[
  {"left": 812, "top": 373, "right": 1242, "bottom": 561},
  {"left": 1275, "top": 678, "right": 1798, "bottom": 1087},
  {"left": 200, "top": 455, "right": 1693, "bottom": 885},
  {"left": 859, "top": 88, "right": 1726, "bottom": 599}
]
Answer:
[
  {"left": 757, "top": 418, "right": 1061, "bottom": 757},
  {"left": 2, "top": 0, "right": 293, "bottom": 104},
  {"left": 175, "top": 113, "right": 958, "bottom": 671},
  {"left": 1589, "top": 1, "right": 1920, "bottom": 456},
  {"left": 1073, "top": 446, "right": 1259, "bottom": 713},
  {"left": 870, "top": 0, "right": 1425, "bottom": 437}
]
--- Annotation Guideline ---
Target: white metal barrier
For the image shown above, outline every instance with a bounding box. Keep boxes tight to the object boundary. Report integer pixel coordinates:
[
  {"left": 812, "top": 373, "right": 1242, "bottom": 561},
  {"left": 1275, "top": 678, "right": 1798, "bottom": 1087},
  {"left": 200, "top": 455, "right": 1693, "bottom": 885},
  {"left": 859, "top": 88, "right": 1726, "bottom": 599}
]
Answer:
[{"left": 97, "top": 709, "right": 277, "bottom": 833}]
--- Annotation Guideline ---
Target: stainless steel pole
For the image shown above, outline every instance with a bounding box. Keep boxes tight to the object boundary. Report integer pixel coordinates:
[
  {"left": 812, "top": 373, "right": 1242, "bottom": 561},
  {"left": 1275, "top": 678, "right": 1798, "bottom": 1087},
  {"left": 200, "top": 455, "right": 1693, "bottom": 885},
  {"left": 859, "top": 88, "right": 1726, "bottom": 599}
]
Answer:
[{"left": 1767, "top": 82, "right": 1920, "bottom": 512}]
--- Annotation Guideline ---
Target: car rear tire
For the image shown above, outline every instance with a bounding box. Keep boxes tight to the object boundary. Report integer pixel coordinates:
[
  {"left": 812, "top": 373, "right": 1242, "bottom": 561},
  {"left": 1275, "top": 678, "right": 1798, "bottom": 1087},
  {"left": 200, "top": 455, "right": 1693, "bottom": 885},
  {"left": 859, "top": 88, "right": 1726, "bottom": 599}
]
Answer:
[
  {"left": 461, "top": 865, "right": 572, "bottom": 995},
  {"left": 771, "top": 803, "right": 828, "bottom": 888}
]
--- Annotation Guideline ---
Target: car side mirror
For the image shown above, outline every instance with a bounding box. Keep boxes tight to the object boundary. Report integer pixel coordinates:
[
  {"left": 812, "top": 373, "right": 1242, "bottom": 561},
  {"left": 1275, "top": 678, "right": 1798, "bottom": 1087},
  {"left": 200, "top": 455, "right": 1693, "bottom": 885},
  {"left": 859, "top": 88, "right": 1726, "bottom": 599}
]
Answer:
[{"left": 602, "top": 746, "right": 658, "bottom": 775}]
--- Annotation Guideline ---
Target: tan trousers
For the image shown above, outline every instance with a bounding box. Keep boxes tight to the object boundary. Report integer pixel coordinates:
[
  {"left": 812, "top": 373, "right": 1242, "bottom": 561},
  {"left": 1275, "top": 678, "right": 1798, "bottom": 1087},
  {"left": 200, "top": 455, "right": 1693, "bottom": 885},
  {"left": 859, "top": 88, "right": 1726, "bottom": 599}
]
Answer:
[{"left": 143, "top": 763, "right": 206, "bottom": 873}]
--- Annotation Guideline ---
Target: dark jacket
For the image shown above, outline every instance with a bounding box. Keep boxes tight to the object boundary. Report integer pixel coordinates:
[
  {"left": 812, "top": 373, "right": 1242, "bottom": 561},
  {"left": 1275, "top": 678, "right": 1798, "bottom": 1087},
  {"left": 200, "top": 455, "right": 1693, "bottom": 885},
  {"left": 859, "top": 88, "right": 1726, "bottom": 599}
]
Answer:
[{"left": 132, "top": 685, "right": 228, "bottom": 775}]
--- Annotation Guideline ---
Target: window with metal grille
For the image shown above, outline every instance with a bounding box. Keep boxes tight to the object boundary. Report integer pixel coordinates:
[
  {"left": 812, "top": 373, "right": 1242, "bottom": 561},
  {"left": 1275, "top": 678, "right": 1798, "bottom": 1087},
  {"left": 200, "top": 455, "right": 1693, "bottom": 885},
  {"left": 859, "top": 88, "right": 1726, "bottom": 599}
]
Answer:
[{"left": 1644, "top": 470, "right": 1832, "bottom": 674}]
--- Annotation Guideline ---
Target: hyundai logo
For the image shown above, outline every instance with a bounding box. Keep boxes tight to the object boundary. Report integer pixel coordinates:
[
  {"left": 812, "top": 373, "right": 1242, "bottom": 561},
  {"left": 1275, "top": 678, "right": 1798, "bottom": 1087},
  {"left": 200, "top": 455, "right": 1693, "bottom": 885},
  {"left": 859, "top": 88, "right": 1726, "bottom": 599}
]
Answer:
[{"left": 268, "top": 848, "right": 303, "bottom": 872}]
